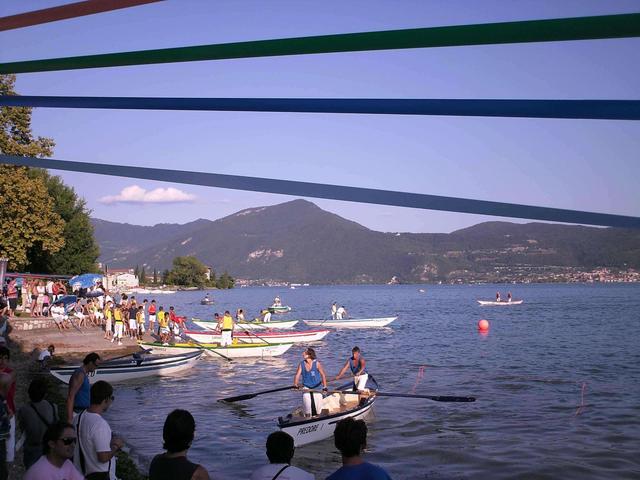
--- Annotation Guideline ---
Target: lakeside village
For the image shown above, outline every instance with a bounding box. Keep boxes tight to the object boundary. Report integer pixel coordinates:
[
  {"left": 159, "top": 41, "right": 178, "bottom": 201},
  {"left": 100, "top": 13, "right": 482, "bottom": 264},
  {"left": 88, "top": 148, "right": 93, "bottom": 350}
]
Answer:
[{"left": 238, "top": 267, "right": 640, "bottom": 287}]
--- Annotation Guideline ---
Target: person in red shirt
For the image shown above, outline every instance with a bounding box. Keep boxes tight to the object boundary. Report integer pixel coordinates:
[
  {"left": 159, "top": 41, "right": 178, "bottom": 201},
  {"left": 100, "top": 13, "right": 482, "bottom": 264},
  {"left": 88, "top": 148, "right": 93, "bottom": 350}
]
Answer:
[{"left": 0, "top": 346, "right": 17, "bottom": 465}]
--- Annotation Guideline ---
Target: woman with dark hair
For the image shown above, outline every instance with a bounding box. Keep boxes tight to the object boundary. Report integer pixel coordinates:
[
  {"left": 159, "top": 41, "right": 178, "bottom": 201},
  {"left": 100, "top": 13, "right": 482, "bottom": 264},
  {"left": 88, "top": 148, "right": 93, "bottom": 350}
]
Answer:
[
  {"left": 149, "top": 409, "right": 210, "bottom": 480},
  {"left": 293, "top": 348, "right": 328, "bottom": 417},
  {"left": 327, "top": 417, "right": 392, "bottom": 480}
]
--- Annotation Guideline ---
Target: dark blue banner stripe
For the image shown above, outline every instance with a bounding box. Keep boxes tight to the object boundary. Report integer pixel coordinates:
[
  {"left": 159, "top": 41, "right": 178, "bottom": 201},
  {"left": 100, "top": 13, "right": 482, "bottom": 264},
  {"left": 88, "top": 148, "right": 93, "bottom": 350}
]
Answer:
[
  {"left": 1, "top": 154, "right": 637, "bottom": 228},
  {"left": 1, "top": 96, "right": 639, "bottom": 120}
]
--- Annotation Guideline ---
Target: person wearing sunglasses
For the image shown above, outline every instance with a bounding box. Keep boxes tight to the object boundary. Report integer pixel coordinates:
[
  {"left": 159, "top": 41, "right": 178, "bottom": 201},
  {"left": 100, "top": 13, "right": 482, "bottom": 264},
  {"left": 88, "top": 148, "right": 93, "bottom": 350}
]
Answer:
[{"left": 24, "top": 421, "right": 83, "bottom": 480}]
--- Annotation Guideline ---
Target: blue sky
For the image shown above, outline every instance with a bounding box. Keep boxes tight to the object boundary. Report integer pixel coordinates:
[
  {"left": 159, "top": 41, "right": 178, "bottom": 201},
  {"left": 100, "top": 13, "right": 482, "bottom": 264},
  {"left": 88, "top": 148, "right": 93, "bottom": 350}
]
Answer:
[{"left": 1, "top": 0, "right": 639, "bottom": 232}]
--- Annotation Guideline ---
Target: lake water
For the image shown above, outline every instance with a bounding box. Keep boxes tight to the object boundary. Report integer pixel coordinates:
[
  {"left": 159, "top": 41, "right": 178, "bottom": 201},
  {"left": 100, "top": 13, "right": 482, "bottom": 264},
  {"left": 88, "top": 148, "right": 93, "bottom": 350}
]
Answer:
[{"left": 102, "top": 284, "right": 640, "bottom": 479}]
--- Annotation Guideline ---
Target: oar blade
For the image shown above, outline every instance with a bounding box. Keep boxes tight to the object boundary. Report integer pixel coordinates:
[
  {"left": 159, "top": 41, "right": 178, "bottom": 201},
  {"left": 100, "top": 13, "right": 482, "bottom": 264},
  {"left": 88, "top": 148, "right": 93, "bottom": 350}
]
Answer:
[
  {"left": 218, "top": 393, "right": 257, "bottom": 403},
  {"left": 374, "top": 392, "right": 476, "bottom": 402}
]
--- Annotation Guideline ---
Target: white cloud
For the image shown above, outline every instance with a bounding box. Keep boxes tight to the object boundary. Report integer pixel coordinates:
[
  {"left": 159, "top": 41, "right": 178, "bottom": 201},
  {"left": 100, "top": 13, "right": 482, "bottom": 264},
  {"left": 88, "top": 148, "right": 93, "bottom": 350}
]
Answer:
[{"left": 100, "top": 185, "right": 196, "bottom": 204}]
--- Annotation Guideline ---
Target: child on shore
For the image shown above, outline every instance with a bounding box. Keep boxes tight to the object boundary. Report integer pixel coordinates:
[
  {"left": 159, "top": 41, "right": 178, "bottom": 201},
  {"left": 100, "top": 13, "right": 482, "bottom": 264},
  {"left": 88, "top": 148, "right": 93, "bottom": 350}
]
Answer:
[{"left": 136, "top": 305, "right": 145, "bottom": 340}]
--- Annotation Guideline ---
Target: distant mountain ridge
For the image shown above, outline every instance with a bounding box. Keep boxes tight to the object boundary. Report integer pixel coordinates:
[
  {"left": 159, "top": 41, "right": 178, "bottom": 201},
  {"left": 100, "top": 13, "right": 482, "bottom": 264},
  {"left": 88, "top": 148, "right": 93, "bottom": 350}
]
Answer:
[{"left": 91, "top": 200, "right": 640, "bottom": 283}]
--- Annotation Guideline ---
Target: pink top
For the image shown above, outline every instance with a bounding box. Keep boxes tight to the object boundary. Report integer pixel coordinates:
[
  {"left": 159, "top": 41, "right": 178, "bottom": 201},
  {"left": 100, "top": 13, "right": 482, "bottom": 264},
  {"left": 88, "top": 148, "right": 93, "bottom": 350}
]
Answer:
[{"left": 25, "top": 456, "right": 84, "bottom": 480}]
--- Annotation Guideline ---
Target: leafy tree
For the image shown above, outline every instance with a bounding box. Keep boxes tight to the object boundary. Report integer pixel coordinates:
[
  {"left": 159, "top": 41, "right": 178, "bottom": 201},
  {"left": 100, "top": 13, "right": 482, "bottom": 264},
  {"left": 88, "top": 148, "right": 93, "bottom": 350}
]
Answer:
[
  {"left": 153, "top": 268, "right": 158, "bottom": 285},
  {"left": 216, "top": 271, "right": 235, "bottom": 289},
  {"left": 0, "top": 167, "right": 65, "bottom": 270},
  {"left": 134, "top": 264, "right": 140, "bottom": 280},
  {"left": 139, "top": 265, "right": 146, "bottom": 285},
  {"left": 161, "top": 269, "right": 170, "bottom": 284},
  {"left": 26, "top": 171, "right": 100, "bottom": 274},
  {"left": 1, "top": 74, "right": 99, "bottom": 273},
  {"left": 167, "top": 256, "right": 208, "bottom": 288}
]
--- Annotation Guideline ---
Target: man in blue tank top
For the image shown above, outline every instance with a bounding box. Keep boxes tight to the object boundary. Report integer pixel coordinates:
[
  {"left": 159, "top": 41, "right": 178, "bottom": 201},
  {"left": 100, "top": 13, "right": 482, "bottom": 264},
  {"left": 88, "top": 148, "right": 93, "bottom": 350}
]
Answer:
[
  {"left": 65, "top": 353, "right": 100, "bottom": 420},
  {"left": 327, "top": 417, "right": 392, "bottom": 480},
  {"left": 335, "top": 347, "right": 368, "bottom": 392}
]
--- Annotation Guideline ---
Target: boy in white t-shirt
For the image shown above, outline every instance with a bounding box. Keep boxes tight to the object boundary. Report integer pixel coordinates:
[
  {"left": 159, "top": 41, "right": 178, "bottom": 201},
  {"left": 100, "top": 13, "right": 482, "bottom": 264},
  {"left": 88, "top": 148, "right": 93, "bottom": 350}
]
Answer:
[{"left": 250, "top": 431, "right": 314, "bottom": 480}]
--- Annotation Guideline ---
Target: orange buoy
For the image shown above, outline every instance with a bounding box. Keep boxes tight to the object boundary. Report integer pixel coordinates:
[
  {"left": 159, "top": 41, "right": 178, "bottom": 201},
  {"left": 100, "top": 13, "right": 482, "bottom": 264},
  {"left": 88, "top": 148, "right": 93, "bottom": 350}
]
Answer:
[{"left": 478, "top": 319, "right": 490, "bottom": 331}]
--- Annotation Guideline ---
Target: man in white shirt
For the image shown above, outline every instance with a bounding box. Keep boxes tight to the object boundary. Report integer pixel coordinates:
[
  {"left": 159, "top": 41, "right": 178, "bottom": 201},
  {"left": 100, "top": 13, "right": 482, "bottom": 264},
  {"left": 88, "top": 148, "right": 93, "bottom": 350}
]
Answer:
[
  {"left": 250, "top": 431, "right": 314, "bottom": 480},
  {"left": 73, "top": 381, "right": 123, "bottom": 479},
  {"left": 336, "top": 306, "right": 347, "bottom": 320}
]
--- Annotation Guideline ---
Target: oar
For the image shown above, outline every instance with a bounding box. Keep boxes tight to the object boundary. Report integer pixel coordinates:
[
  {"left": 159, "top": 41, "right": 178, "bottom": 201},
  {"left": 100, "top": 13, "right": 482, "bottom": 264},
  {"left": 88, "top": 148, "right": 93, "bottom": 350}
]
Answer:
[
  {"left": 188, "top": 338, "right": 233, "bottom": 362},
  {"left": 371, "top": 392, "right": 475, "bottom": 402},
  {"left": 234, "top": 321, "right": 271, "bottom": 345},
  {"left": 305, "top": 389, "right": 475, "bottom": 402},
  {"left": 218, "top": 385, "right": 294, "bottom": 403}
]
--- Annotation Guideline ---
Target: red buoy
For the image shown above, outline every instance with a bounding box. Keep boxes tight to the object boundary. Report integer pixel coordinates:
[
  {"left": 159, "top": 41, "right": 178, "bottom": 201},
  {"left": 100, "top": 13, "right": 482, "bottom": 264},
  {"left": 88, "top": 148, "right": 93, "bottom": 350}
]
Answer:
[{"left": 478, "top": 319, "right": 490, "bottom": 331}]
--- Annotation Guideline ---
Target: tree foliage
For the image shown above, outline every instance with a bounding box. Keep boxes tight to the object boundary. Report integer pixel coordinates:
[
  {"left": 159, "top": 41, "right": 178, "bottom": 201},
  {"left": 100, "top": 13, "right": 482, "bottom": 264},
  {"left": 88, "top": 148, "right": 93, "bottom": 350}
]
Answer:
[
  {"left": 0, "top": 74, "right": 99, "bottom": 274},
  {"left": 217, "top": 271, "right": 235, "bottom": 289},
  {"left": 166, "top": 256, "right": 208, "bottom": 288},
  {"left": 0, "top": 167, "right": 65, "bottom": 270}
]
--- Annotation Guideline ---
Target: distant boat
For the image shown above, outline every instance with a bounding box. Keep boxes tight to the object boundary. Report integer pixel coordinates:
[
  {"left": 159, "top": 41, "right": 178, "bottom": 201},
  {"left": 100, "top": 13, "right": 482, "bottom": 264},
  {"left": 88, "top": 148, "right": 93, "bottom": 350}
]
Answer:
[
  {"left": 268, "top": 305, "right": 292, "bottom": 314},
  {"left": 477, "top": 300, "right": 523, "bottom": 306},
  {"left": 303, "top": 316, "right": 397, "bottom": 328},
  {"left": 200, "top": 297, "right": 214, "bottom": 305},
  {"left": 419, "top": 289, "right": 426, "bottom": 293}
]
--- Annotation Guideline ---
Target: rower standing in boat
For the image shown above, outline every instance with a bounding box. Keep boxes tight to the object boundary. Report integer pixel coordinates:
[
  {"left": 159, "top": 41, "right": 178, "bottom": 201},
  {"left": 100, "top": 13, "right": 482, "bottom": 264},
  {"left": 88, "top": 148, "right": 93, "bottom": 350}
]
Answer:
[
  {"left": 335, "top": 346, "right": 368, "bottom": 391},
  {"left": 496, "top": 292, "right": 501, "bottom": 302},
  {"left": 261, "top": 309, "right": 272, "bottom": 323},
  {"left": 273, "top": 296, "right": 282, "bottom": 307},
  {"left": 220, "top": 310, "right": 234, "bottom": 347},
  {"left": 507, "top": 292, "right": 512, "bottom": 303},
  {"left": 236, "top": 309, "right": 245, "bottom": 322},
  {"left": 293, "top": 348, "right": 328, "bottom": 417},
  {"left": 336, "top": 305, "right": 348, "bottom": 320},
  {"left": 331, "top": 302, "right": 338, "bottom": 320}
]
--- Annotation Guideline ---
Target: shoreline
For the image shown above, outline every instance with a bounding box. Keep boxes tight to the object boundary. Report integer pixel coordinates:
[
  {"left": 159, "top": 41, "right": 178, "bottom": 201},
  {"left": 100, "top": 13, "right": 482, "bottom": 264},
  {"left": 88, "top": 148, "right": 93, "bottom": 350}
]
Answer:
[{"left": 6, "top": 333, "right": 147, "bottom": 479}]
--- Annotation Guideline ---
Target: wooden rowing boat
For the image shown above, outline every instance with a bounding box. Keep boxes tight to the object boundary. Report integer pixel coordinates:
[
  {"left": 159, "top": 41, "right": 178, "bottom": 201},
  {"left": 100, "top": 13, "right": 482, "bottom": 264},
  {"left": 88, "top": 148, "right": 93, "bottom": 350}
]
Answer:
[
  {"left": 477, "top": 300, "right": 524, "bottom": 306},
  {"left": 183, "top": 328, "right": 330, "bottom": 344},
  {"left": 49, "top": 350, "right": 203, "bottom": 384},
  {"left": 278, "top": 385, "right": 377, "bottom": 447},
  {"left": 138, "top": 341, "right": 293, "bottom": 358},
  {"left": 192, "top": 318, "right": 299, "bottom": 330},
  {"left": 303, "top": 316, "right": 397, "bottom": 328}
]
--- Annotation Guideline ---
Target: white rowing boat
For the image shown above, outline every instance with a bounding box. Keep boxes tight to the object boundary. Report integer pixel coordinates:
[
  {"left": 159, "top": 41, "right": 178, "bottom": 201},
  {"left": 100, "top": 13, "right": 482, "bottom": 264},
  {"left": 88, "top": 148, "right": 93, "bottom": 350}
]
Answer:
[
  {"left": 49, "top": 350, "right": 203, "bottom": 384},
  {"left": 278, "top": 385, "right": 377, "bottom": 447},
  {"left": 184, "top": 328, "right": 330, "bottom": 344},
  {"left": 477, "top": 300, "right": 524, "bottom": 306},
  {"left": 193, "top": 318, "right": 299, "bottom": 330},
  {"left": 138, "top": 341, "right": 293, "bottom": 358},
  {"left": 303, "top": 316, "right": 397, "bottom": 328}
]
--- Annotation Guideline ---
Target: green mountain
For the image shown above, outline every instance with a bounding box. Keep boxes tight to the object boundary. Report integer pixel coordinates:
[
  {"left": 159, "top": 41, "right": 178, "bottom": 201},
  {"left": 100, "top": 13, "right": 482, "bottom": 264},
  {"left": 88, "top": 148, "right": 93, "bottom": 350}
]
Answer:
[{"left": 91, "top": 200, "right": 640, "bottom": 283}]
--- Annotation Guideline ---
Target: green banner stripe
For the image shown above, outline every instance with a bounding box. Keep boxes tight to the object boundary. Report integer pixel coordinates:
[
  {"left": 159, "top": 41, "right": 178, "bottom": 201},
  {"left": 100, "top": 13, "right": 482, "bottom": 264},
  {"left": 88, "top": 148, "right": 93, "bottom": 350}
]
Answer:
[{"left": 2, "top": 13, "right": 638, "bottom": 74}]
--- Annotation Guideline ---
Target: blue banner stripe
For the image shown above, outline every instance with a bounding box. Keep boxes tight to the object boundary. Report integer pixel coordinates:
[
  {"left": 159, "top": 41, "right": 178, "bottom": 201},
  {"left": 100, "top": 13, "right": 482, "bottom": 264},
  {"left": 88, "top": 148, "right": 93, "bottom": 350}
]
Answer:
[
  {"left": 1, "top": 154, "right": 638, "bottom": 228},
  {"left": 1, "top": 96, "right": 639, "bottom": 120}
]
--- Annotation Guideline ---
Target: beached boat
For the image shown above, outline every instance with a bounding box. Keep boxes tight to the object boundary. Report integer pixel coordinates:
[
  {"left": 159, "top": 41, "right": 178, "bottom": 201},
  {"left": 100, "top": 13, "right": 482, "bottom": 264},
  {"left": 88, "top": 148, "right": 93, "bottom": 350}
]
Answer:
[
  {"left": 303, "top": 316, "right": 397, "bottom": 328},
  {"left": 193, "top": 318, "right": 299, "bottom": 330},
  {"left": 477, "top": 300, "right": 524, "bottom": 306},
  {"left": 278, "top": 386, "right": 377, "bottom": 447},
  {"left": 49, "top": 350, "right": 203, "bottom": 384},
  {"left": 184, "top": 328, "right": 330, "bottom": 344},
  {"left": 139, "top": 341, "right": 293, "bottom": 358},
  {"left": 268, "top": 305, "right": 292, "bottom": 314}
]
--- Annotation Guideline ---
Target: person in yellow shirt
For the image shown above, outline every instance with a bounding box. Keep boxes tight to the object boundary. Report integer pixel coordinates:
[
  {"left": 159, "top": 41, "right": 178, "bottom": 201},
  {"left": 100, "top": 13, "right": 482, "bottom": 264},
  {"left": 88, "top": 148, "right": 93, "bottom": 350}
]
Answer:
[
  {"left": 136, "top": 305, "right": 145, "bottom": 340},
  {"left": 157, "top": 307, "right": 170, "bottom": 345},
  {"left": 221, "top": 310, "right": 234, "bottom": 347},
  {"left": 112, "top": 305, "right": 124, "bottom": 346}
]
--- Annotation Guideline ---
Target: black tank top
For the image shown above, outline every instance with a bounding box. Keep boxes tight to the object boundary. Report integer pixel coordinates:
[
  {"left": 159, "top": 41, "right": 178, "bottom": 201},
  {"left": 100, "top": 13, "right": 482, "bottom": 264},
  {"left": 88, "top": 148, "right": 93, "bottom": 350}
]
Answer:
[{"left": 149, "top": 454, "right": 200, "bottom": 480}]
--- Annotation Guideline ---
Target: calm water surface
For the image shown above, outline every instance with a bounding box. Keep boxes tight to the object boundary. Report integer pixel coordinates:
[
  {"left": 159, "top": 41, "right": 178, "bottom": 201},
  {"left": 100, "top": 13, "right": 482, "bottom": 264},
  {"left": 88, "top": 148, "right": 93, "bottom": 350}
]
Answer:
[{"left": 99, "top": 284, "right": 640, "bottom": 479}]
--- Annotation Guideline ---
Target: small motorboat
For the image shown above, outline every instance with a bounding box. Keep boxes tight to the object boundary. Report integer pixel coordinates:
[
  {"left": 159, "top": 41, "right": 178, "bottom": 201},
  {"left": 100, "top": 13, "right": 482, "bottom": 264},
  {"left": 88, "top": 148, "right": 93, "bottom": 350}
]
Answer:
[
  {"left": 268, "top": 305, "right": 292, "bottom": 314},
  {"left": 49, "top": 350, "right": 203, "bottom": 384},
  {"left": 200, "top": 297, "right": 215, "bottom": 305}
]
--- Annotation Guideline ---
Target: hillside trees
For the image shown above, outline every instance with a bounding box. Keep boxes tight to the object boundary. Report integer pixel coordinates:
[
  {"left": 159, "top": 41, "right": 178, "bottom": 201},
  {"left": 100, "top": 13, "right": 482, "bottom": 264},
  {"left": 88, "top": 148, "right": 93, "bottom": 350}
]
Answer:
[
  {"left": 0, "top": 74, "right": 99, "bottom": 273},
  {"left": 165, "top": 256, "right": 234, "bottom": 289}
]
